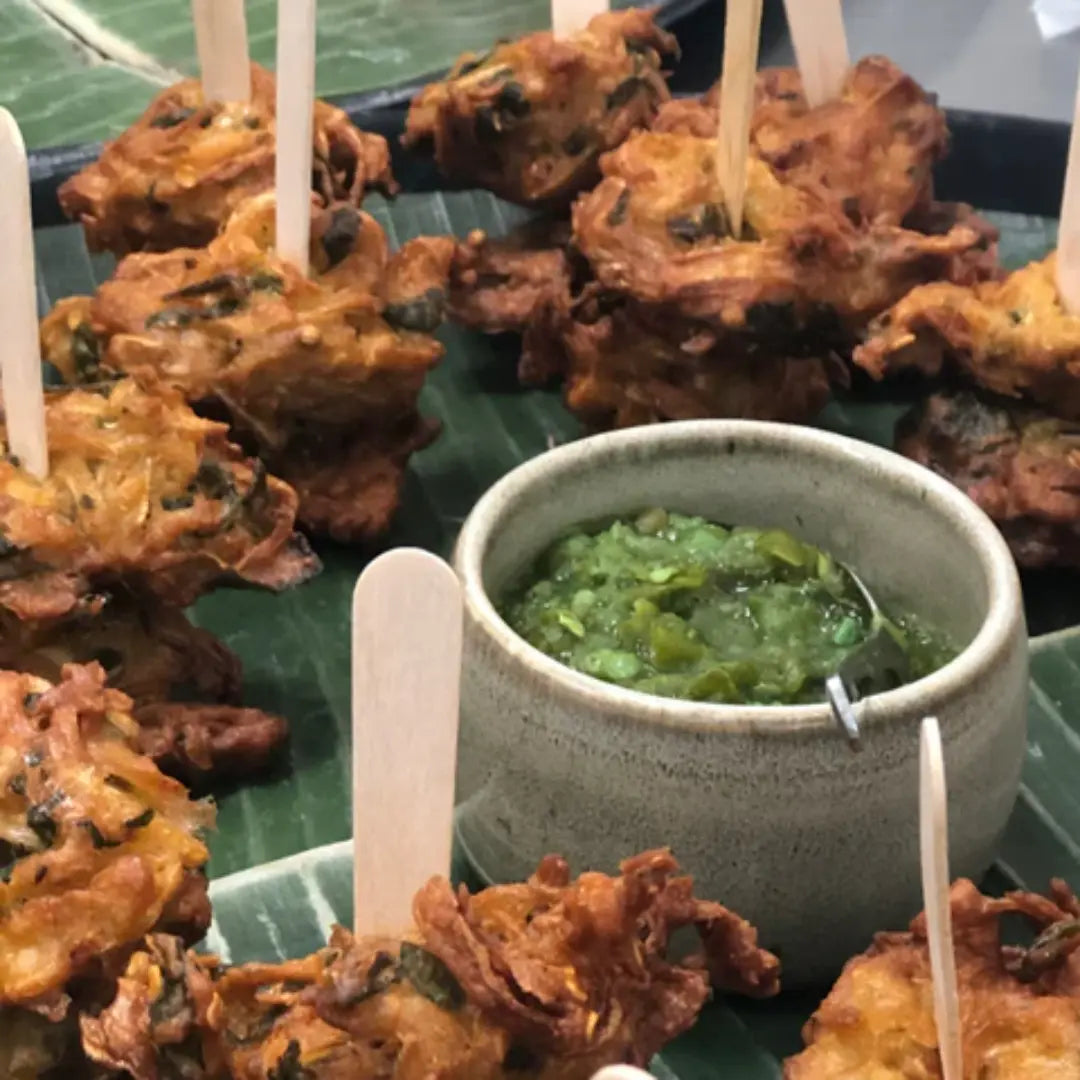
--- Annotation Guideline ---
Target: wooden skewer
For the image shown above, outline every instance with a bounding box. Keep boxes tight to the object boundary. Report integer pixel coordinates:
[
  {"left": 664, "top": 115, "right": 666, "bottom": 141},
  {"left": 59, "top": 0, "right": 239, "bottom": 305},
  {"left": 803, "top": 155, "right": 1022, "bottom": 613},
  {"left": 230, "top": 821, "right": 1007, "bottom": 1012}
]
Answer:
[
  {"left": 1057, "top": 61, "right": 1080, "bottom": 313},
  {"left": 781, "top": 0, "right": 850, "bottom": 107},
  {"left": 275, "top": 0, "right": 317, "bottom": 275},
  {"left": 0, "top": 109, "right": 48, "bottom": 480},
  {"left": 716, "top": 0, "right": 765, "bottom": 239},
  {"left": 352, "top": 549, "right": 464, "bottom": 937},
  {"left": 919, "top": 716, "right": 963, "bottom": 1080},
  {"left": 551, "top": 0, "right": 607, "bottom": 38},
  {"left": 191, "top": 0, "right": 251, "bottom": 104}
]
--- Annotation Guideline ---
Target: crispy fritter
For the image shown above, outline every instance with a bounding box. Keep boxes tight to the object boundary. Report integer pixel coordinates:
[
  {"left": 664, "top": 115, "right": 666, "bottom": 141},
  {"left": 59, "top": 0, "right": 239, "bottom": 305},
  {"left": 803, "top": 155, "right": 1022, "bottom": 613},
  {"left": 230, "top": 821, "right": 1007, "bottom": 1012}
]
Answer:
[
  {"left": 0, "top": 382, "right": 307, "bottom": 783},
  {"left": 80, "top": 934, "right": 226, "bottom": 1079},
  {"left": 59, "top": 64, "right": 395, "bottom": 255},
  {"left": 0, "top": 379, "right": 317, "bottom": 620},
  {"left": 572, "top": 129, "right": 995, "bottom": 336},
  {"left": 855, "top": 254, "right": 1080, "bottom": 420},
  {"left": 654, "top": 56, "right": 948, "bottom": 227},
  {"left": 558, "top": 298, "right": 835, "bottom": 429},
  {"left": 404, "top": 9, "right": 678, "bottom": 206},
  {"left": 449, "top": 220, "right": 572, "bottom": 338},
  {"left": 215, "top": 848, "right": 778, "bottom": 1079},
  {"left": 450, "top": 205, "right": 836, "bottom": 425},
  {"left": 277, "top": 414, "right": 441, "bottom": 543},
  {"left": 43, "top": 196, "right": 454, "bottom": 542},
  {"left": 0, "top": 663, "right": 213, "bottom": 1007},
  {"left": 897, "top": 390, "right": 1080, "bottom": 569},
  {"left": 785, "top": 878, "right": 1080, "bottom": 1079},
  {"left": 448, "top": 222, "right": 574, "bottom": 383},
  {"left": 0, "top": 591, "right": 288, "bottom": 785}
]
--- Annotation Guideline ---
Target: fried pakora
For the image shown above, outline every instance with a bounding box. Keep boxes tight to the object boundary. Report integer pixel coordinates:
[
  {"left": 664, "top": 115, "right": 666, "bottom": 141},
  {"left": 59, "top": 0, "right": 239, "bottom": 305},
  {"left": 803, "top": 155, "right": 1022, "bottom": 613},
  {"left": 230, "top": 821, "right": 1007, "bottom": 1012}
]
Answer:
[
  {"left": 855, "top": 254, "right": 1080, "bottom": 422},
  {"left": 59, "top": 64, "right": 395, "bottom": 255},
  {"left": 0, "top": 379, "right": 314, "bottom": 780},
  {"left": 653, "top": 56, "right": 948, "bottom": 228},
  {"left": 785, "top": 877, "right": 1080, "bottom": 1079},
  {"left": 0, "top": 379, "right": 316, "bottom": 616},
  {"left": 897, "top": 390, "right": 1080, "bottom": 569},
  {"left": 0, "top": 663, "right": 214, "bottom": 1012},
  {"left": 201, "top": 847, "right": 779, "bottom": 1079},
  {"left": 42, "top": 195, "right": 455, "bottom": 542},
  {"left": 404, "top": 9, "right": 678, "bottom": 206},
  {"left": 24, "top": 848, "right": 777, "bottom": 1077},
  {"left": 572, "top": 130, "right": 994, "bottom": 335},
  {"left": 449, "top": 122, "right": 990, "bottom": 429},
  {"left": 557, "top": 299, "right": 836, "bottom": 429}
]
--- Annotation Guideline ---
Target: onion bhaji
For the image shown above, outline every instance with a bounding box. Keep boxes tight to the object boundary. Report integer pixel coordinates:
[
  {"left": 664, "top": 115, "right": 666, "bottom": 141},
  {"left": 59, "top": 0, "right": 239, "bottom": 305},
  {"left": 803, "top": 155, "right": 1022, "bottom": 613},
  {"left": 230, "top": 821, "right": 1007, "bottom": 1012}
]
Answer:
[
  {"left": 785, "top": 877, "right": 1080, "bottom": 1079},
  {"left": 897, "top": 390, "right": 1080, "bottom": 569},
  {"left": 78, "top": 847, "right": 777, "bottom": 1080},
  {"left": 42, "top": 194, "right": 455, "bottom": 542},
  {"left": 448, "top": 122, "right": 992, "bottom": 429},
  {"left": 572, "top": 130, "right": 994, "bottom": 333},
  {"left": 653, "top": 55, "right": 949, "bottom": 228},
  {"left": 855, "top": 254, "right": 1080, "bottom": 421},
  {"left": 59, "top": 63, "right": 395, "bottom": 255},
  {"left": 0, "top": 664, "right": 213, "bottom": 1048},
  {"left": 404, "top": 9, "right": 678, "bottom": 206},
  {"left": 0, "top": 379, "right": 316, "bottom": 780}
]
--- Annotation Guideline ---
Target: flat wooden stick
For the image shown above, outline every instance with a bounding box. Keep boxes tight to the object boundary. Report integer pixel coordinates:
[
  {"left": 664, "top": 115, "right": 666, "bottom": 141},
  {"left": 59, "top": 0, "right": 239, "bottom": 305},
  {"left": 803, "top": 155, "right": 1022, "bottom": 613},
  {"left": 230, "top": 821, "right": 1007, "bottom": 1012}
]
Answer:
[
  {"left": 716, "top": 0, "right": 765, "bottom": 239},
  {"left": 191, "top": 0, "right": 251, "bottom": 104},
  {"left": 551, "top": 0, "right": 607, "bottom": 38},
  {"left": 352, "top": 549, "right": 463, "bottom": 937},
  {"left": 1057, "top": 62, "right": 1080, "bottom": 313},
  {"left": 920, "top": 716, "right": 963, "bottom": 1080},
  {"left": 781, "top": 0, "right": 850, "bottom": 107},
  {"left": 275, "top": 0, "right": 317, "bottom": 275},
  {"left": 0, "top": 109, "right": 48, "bottom": 480}
]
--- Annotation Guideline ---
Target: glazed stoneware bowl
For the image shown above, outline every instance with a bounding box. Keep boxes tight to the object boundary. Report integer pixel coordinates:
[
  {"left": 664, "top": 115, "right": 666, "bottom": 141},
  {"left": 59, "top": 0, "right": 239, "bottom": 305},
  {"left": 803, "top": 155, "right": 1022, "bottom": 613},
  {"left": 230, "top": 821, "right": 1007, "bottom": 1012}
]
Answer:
[{"left": 453, "top": 420, "right": 1027, "bottom": 985}]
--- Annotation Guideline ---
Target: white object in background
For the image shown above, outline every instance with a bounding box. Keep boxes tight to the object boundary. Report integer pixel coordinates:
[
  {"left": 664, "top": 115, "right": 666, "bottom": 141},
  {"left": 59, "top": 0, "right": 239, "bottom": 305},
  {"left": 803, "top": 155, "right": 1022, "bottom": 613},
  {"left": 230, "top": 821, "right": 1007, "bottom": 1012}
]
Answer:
[
  {"left": 0, "top": 109, "right": 48, "bottom": 480},
  {"left": 551, "top": 0, "right": 607, "bottom": 37},
  {"left": 1034, "top": 0, "right": 1080, "bottom": 40},
  {"left": 275, "top": 0, "right": 317, "bottom": 274},
  {"left": 352, "top": 548, "right": 464, "bottom": 937},
  {"left": 591, "top": 1069, "right": 654, "bottom": 1080},
  {"left": 191, "top": 0, "right": 251, "bottom": 103},
  {"left": 920, "top": 717, "right": 963, "bottom": 1080},
  {"left": 1058, "top": 60, "right": 1080, "bottom": 312},
  {"left": 782, "top": 0, "right": 849, "bottom": 106},
  {"left": 716, "top": 0, "right": 765, "bottom": 238}
]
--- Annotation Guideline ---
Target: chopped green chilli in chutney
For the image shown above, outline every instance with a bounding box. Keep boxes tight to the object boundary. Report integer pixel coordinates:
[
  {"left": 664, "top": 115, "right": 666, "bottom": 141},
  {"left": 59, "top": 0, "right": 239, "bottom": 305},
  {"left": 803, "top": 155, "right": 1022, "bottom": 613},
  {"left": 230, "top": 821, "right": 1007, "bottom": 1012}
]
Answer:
[{"left": 501, "top": 510, "right": 957, "bottom": 705}]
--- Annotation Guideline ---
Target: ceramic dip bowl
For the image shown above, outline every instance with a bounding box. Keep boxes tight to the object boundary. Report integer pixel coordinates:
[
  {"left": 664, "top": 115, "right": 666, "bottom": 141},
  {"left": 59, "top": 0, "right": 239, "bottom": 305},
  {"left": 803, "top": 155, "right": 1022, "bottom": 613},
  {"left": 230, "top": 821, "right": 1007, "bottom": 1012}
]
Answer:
[{"left": 453, "top": 420, "right": 1027, "bottom": 985}]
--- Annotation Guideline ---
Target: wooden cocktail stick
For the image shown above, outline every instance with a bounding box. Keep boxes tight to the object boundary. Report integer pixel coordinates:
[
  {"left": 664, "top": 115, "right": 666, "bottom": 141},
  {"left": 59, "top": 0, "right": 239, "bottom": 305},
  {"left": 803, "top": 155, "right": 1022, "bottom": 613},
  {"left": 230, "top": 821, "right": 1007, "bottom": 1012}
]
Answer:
[
  {"left": 352, "top": 549, "right": 464, "bottom": 937},
  {"left": 191, "top": 0, "right": 251, "bottom": 104},
  {"left": 716, "top": 0, "right": 765, "bottom": 239},
  {"left": 0, "top": 109, "right": 48, "bottom": 480},
  {"left": 1057, "top": 62, "right": 1080, "bottom": 313},
  {"left": 920, "top": 716, "right": 963, "bottom": 1080},
  {"left": 551, "top": 0, "right": 607, "bottom": 38},
  {"left": 275, "top": 0, "right": 317, "bottom": 274},
  {"left": 781, "top": 0, "right": 850, "bottom": 107}
]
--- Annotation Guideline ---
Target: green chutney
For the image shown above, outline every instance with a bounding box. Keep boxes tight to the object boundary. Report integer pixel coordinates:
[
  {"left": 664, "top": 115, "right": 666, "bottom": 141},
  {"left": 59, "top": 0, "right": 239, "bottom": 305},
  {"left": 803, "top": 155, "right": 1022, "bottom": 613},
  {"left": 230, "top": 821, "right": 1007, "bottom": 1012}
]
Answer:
[{"left": 501, "top": 510, "right": 957, "bottom": 706}]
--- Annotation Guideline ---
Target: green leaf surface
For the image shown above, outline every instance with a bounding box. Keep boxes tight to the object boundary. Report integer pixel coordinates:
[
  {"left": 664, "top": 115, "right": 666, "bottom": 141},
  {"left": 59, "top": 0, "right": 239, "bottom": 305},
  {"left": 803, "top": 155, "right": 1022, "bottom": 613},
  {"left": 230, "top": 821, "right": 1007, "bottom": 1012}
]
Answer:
[
  {"left": 0, "top": 1, "right": 158, "bottom": 148},
  {"left": 7, "top": 0, "right": 652, "bottom": 148}
]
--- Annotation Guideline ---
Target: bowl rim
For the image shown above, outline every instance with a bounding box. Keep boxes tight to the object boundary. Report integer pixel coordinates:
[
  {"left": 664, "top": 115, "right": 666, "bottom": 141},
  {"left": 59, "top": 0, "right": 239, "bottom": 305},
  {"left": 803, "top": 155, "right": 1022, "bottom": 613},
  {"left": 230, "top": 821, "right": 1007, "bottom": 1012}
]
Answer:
[{"left": 453, "top": 419, "right": 1024, "bottom": 735}]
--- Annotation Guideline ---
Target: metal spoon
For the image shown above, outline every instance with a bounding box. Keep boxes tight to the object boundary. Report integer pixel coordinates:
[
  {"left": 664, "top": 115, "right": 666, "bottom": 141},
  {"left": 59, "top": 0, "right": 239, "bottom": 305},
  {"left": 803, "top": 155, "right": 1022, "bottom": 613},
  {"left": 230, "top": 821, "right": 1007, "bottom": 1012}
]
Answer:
[{"left": 826, "top": 563, "right": 911, "bottom": 751}]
